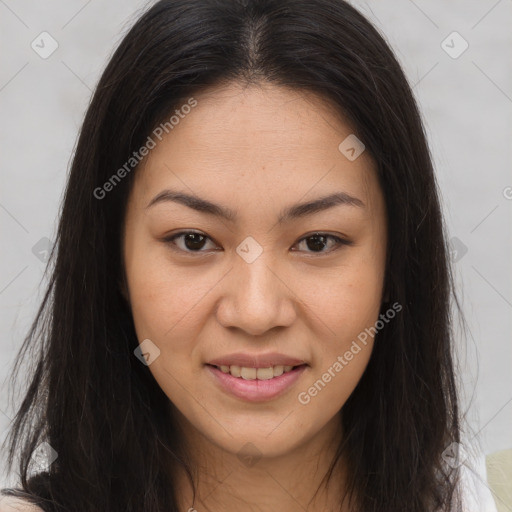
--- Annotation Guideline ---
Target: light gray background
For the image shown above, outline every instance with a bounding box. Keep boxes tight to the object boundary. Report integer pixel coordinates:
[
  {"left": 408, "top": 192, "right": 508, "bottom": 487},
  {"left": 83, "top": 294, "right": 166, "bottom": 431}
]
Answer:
[{"left": 1, "top": 0, "right": 511, "bottom": 496}]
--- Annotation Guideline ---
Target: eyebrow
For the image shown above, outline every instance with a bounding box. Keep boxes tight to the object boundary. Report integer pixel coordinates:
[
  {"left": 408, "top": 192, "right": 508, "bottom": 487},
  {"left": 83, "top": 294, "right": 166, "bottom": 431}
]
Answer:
[{"left": 145, "top": 188, "right": 365, "bottom": 223}]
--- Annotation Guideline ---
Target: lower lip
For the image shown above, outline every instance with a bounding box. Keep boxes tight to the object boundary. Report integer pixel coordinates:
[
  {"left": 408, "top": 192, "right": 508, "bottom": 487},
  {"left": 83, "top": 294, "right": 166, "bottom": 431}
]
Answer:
[{"left": 205, "top": 364, "right": 308, "bottom": 402}]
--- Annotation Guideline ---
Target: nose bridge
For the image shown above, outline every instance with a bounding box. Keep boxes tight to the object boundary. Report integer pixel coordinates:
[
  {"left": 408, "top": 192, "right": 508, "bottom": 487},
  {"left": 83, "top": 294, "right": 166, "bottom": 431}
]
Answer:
[
  {"left": 216, "top": 236, "right": 296, "bottom": 335},
  {"left": 237, "top": 249, "right": 279, "bottom": 302}
]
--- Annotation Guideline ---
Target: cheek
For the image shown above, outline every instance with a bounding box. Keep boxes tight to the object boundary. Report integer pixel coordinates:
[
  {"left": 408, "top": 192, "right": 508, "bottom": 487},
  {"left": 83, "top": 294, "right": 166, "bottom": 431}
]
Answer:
[
  {"left": 126, "top": 257, "right": 212, "bottom": 401},
  {"left": 296, "top": 279, "right": 378, "bottom": 418},
  {"left": 295, "top": 248, "right": 384, "bottom": 410},
  {"left": 125, "top": 235, "right": 213, "bottom": 341},
  {"left": 296, "top": 345, "right": 373, "bottom": 418},
  {"left": 301, "top": 250, "right": 385, "bottom": 342}
]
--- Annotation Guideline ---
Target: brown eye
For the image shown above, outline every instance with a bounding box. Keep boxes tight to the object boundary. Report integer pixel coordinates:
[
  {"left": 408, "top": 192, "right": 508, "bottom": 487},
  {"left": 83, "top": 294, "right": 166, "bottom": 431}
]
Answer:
[
  {"left": 163, "top": 231, "right": 351, "bottom": 256},
  {"left": 293, "top": 233, "right": 351, "bottom": 254},
  {"left": 164, "top": 231, "right": 218, "bottom": 253}
]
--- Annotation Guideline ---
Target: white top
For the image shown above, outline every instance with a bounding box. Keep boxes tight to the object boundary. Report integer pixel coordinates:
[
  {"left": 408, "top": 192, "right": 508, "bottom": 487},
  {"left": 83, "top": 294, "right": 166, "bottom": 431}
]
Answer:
[
  {"left": 0, "top": 495, "right": 44, "bottom": 511},
  {"left": 458, "top": 449, "right": 499, "bottom": 512}
]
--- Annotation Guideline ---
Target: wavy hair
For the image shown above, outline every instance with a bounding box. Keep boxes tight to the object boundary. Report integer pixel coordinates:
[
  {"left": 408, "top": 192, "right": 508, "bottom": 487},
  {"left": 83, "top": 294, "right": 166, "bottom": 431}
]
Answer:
[{"left": 2, "top": 0, "right": 463, "bottom": 510}]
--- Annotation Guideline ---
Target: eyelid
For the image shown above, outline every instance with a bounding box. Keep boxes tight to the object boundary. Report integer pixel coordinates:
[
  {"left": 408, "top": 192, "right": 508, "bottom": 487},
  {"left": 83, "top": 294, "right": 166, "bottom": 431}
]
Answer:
[
  {"left": 293, "top": 232, "right": 353, "bottom": 256},
  {"left": 162, "top": 230, "right": 219, "bottom": 254},
  {"left": 162, "top": 230, "right": 352, "bottom": 255}
]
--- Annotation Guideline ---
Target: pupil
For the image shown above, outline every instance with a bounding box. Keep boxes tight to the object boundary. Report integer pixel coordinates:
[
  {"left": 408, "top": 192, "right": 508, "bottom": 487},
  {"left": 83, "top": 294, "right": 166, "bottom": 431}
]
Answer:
[
  {"left": 185, "top": 233, "right": 205, "bottom": 250},
  {"left": 307, "top": 235, "right": 327, "bottom": 252}
]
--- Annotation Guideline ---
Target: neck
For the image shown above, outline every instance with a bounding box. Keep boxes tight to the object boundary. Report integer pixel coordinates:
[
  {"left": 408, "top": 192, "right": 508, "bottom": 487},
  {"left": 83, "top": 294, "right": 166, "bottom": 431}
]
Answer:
[{"left": 171, "top": 410, "right": 352, "bottom": 512}]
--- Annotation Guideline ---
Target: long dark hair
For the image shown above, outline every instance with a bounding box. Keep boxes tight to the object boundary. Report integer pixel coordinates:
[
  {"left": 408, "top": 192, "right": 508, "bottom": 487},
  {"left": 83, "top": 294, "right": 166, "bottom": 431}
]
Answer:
[{"left": 1, "top": 0, "right": 464, "bottom": 510}]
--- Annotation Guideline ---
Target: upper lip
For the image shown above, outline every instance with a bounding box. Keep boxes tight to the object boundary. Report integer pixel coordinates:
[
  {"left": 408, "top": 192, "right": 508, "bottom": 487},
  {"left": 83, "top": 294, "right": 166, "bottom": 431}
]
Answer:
[{"left": 207, "top": 352, "right": 307, "bottom": 368}]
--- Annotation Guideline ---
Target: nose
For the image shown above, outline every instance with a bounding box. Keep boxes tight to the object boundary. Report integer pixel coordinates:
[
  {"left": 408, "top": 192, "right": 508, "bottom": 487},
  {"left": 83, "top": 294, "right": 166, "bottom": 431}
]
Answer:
[{"left": 215, "top": 250, "right": 297, "bottom": 336}]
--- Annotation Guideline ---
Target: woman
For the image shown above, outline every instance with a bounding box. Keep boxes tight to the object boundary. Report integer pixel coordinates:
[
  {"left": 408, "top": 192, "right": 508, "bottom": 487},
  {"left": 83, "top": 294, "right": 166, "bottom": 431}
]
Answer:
[{"left": 0, "top": 0, "right": 484, "bottom": 510}]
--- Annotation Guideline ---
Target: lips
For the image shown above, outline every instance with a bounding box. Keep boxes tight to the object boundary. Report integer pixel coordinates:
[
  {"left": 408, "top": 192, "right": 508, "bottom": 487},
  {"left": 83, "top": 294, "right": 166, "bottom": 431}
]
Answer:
[
  {"left": 206, "top": 363, "right": 308, "bottom": 402},
  {"left": 205, "top": 352, "right": 309, "bottom": 401}
]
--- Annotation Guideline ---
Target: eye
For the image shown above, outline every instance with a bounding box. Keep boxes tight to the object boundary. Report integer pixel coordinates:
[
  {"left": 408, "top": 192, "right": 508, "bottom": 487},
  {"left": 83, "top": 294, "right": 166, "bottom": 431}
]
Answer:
[
  {"left": 163, "top": 230, "right": 351, "bottom": 256},
  {"left": 163, "top": 231, "right": 219, "bottom": 254},
  {"left": 292, "top": 233, "right": 352, "bottom": 255}
]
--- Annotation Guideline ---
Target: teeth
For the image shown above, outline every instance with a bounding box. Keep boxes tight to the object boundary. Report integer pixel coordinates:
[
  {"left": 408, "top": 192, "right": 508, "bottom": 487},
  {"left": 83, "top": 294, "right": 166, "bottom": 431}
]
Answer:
[
  {"left": 229, "top": 365, "right": 241, "bottom": 377},
  {"left": 272, "top": 366, "right": 284, "bottom": 377},
  {"left": 256, "top": 367, "right": 273, "bottom": 380},
  {"left": 217, "top": 364, "right": 299, "bottom": 379},
  {"left": 241, "top": 367, "right": 257, "bottom": 380}
]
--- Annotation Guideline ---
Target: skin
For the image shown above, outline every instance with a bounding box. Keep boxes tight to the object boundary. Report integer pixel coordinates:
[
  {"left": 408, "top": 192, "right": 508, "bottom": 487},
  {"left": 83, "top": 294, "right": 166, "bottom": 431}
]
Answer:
[{"left": 122, "top": 81, "right": 388, "bottom": 512}]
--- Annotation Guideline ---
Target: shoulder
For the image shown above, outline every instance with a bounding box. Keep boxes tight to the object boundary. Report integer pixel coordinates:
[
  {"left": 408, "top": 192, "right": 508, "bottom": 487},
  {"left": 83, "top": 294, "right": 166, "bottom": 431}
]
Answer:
[{"left": 0, "top": 496, "right": 45, "bottom": 512}]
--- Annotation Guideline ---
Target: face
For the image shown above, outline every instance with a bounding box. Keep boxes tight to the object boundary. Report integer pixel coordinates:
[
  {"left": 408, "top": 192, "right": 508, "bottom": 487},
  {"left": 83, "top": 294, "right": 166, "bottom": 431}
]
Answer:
[{"left": 123, "top": 81, "right": 387, "bottom": 460}]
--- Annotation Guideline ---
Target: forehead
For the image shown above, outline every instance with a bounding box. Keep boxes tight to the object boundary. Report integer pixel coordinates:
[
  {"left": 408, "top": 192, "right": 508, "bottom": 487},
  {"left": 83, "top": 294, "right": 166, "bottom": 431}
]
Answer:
[{"left": 132, "top": 81, "right": 381, "bottom": 218}]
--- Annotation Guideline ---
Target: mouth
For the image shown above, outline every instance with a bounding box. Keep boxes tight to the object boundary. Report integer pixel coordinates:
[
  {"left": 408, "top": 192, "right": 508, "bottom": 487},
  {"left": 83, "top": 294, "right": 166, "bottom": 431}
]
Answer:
[
  {"left": 206, "top": 363, "right": 306, "bottom": 380},
  {"left": 205, "top": 363, "right": 308, "bottom": 402}
]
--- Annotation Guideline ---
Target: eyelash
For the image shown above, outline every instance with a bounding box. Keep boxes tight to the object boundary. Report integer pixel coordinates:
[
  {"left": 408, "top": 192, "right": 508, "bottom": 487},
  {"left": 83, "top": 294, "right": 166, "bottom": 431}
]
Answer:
[{"left": 162, "top": 230, "right": 352, "bottom": 256}]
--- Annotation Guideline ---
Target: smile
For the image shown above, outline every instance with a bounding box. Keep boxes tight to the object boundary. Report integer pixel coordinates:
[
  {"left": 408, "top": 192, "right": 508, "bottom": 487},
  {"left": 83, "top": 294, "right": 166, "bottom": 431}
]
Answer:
[{"left": 205, "top": 363, "right": 308, "bottom": 402}]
